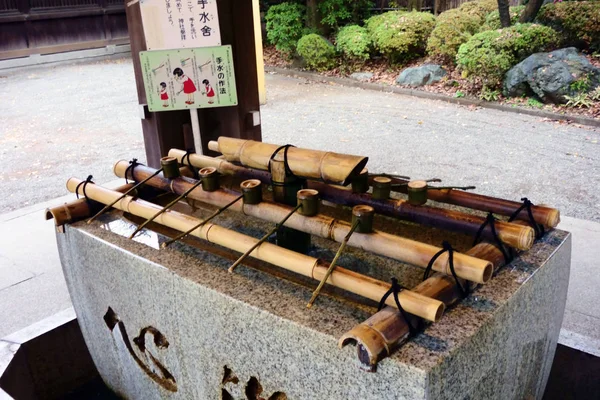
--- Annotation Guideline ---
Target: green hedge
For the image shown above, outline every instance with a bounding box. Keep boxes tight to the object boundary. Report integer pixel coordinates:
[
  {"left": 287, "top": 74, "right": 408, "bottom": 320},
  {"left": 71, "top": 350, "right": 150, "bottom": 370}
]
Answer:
[
  {"left": 458, "top": 0, "right": 499, "bottom": 21},
  {"left": 482, "top": 6, "right": 525, "bottom": 30},
  {"left": 427, "top": 9, "right": 481, "bottom": 62},
  {"left": 265, "top": 2, "right": 307, "bottom": 56},
  {"left": 536, "top": 1, "right": 600, "bottom": 51},
  {"left": 318, "top": 0, "right": 374, "bottom": 29},
  {"left": 456, "top": 23, "right": 561, "bottom": 87},
  {"left": 297, "top": 34, "right": 337, "bottom": 71},
  {"left": 336, "top": 25, "right": 372, "bottom": 62},
  {"left": 366, "top": 11, "right": 436, "bottom": 63}
]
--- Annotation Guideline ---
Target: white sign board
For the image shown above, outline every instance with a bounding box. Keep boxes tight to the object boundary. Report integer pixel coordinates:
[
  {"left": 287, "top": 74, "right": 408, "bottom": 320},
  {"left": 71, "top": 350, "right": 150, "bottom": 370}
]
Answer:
[{"left": 140, "top": 0, "right": 221, "bottom": 50}]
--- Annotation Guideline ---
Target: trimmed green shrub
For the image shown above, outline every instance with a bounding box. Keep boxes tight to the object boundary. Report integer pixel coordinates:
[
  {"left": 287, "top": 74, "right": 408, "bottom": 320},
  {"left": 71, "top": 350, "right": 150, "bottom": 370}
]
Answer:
[
  {"left": 366, "top": 11, "right": 436, "bottom": 63},
  {"left": 318, "top": 0, "right": 374, "bottom": 30},
  {"left": 297, "top": 34, "right": 337, "bottom": 71},
  {"left": 458, "top": 0, "right": 499, "bottom": 21},
  {"left": 456, "top": 23, "right": 561, "bottom": 87},
  {"left": 482, "top": 6, "right": 525, "bottom": 30},
  {"left": 536, "top": 1, "right": 600, "bottom": 51},
  {"left": 265, "top": 2, "right": 307, "bottom": 56},
  {"left": 427, "top": 9, "right": 481, "bottom": 62},
  {"left": 336, "top": 25, "right": 372, "bottom": 62}
]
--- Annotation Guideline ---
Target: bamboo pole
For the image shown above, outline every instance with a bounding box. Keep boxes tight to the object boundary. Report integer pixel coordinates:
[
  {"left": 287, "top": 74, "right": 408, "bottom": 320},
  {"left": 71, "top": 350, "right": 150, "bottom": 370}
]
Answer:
[
  {"left": 66, "top": 178, "right": 444, "bottom": 322},
  {"left": 167, "top": 150, "right": 535, "bottom": 251},
  {"left": 207, "top": 137, "right": 368, "bottom": 185},
  {"left": 45, "top": 183, "right": 134, "bottom": 226},
  {"left": 114, "top": 161, "right": 494, "bottom": 284},
  {"left": 339, "top": 223, "right": 528, "bottom": 368},
  {"left": 373, "top": 176, "right": 560, "bottom": 228},
  {"left": 339, "top": 240, "right": 507, "bottom": 368},
  {"left": 310, "top": 181, "right": 534, "bottom": 251}
]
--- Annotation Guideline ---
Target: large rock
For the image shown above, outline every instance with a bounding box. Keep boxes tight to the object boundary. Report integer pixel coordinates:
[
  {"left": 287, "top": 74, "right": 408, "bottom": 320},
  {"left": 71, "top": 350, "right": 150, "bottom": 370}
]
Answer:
[
  {"left": 396, "top": 64, "right": 446, "bottom": 86},
  {"left": 504, "top": 47, "right": 600, "bottom": 103}
]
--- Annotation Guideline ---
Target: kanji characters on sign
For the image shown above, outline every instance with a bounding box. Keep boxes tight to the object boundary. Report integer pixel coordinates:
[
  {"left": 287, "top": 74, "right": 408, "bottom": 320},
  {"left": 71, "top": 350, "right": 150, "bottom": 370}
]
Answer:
[{"left": 140, "top": 0, "right": 221, "bottom": 50}]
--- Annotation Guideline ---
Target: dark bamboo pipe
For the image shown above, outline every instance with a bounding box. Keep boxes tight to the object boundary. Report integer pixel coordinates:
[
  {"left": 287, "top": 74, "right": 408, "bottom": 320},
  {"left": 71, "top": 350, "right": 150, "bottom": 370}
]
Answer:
[
  {"left": 369, "top": 176, "right": 559, "bottom": 228},
  {"left": 114, "top": 161, "right": 494, "bottom": 283},
  {"left": 308, "top": 182, "right": 533, "bottom": 251},
  {"left": 168, "top": 150, "right": 534, "bottom": 251}
]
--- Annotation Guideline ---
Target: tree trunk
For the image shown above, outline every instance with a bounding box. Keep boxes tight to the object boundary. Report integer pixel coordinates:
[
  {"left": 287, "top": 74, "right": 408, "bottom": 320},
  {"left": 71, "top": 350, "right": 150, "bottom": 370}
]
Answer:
[
  {"left": 497, "top": 0, "right": 511, "bottom": 28},
  {"left": 307, "top": 0, "right": 319, "bottom": 29},
  {"left": 306, "top": 0, "right": 329, "bottom": 35},
  {"left": 434, "top": 0, "right": 442, "bottom": 15},
  {"left": 519, "top": 0, "right": 545, "bottom": 23}
]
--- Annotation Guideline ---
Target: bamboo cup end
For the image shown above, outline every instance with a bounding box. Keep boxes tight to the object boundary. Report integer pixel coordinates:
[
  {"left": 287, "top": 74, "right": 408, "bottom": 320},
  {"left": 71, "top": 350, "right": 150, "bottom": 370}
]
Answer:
[
  {"left": 338, "top": 325, "right": 381, "bottom": 366},
  {"left": 519, "top": 225, "right": 535, "bottom": 251},
  {"left": 113, "top": 160, "right": 129, "bottom": 180},
  {"left": 482, "top": 262, "right": 493, "bottom": 283},
  {"left": 44, "top": 209, "right": 54, "bottom": 221},
  {"left": 547, "top": 209, "right": 560, "bottom": 228},
  {"left": 167, "top": 148, "right": 184, "bottom": 161},
  {"left": 373, "top": 176, "right": 392, "bottom": 185},
  {"left": 408, "top": 180, "right": 427, "bottom": 190},
  {"left": 66, "top": 178, "right": 79, "bottom": 193},
  {"left": 208, "top": 141, "right": 219, "bottom": 152},
  {"left": 161, "top": 156, "right": 180, "bottom": 179},
  {"left": 433, "top": 302, "right": 445, "bottom": 322},
  {"left": 241, "top": 179, "right": 261, "bottom": 189}
]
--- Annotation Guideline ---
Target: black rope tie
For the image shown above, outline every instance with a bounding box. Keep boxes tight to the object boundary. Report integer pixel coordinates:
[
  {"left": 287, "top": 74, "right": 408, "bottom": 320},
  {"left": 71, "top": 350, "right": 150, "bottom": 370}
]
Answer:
[
  {"left": 508, "top": 197, "right": 545, "bottom": 239},
  {"left": 182, "top": 149, "right": 199, "bottom": 180},
  {"left": 377, "top": 278, "right": 420, "bottom": 337},
  {"left": 75, "top": 175, "right": 94, "bottom": 206},
  {"left": 268, "top": 144, "right": 296, "bottom": 177},
  {"left": 473, "top": 213, "right": 514, "bottom": 265},
  {"left": 423, "top": 241, "right": 469, "bottom": 298},
  {"left": 125, "top": 158, "right": 139, "bottom": 184}
]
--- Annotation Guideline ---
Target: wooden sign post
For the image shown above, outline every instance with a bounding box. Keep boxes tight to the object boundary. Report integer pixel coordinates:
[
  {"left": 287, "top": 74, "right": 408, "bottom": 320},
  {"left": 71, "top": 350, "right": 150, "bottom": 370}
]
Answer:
[{"left": 125, "top": 0, "right": 262, "bottom": 167}]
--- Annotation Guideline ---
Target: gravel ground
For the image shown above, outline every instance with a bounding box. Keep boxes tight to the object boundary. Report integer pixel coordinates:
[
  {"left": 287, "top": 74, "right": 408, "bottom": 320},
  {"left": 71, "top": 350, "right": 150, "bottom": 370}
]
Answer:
[
  {"left": 261, "top": 73, "right": 600, "bottom": 222},
  {"left": 1, "top": 56, "right": 599, "bottom": 221},
  {"left": 0, "top": 56, "right": 144, "bottom": 212}
]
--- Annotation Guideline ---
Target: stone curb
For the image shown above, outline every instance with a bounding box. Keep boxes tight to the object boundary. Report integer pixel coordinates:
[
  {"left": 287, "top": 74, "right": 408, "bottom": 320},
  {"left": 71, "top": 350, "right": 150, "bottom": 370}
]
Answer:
[{"left": 265, "top": 66, "right": 600, "bottom": 129}]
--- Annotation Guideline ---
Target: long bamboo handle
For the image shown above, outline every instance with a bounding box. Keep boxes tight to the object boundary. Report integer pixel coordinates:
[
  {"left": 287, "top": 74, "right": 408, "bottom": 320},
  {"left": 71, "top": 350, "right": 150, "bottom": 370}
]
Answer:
[
  {"left": 114, "top": 161, "right": 493, "bottom": 284},
  {"left": 167, "top": 150, "right": 535, "bottom": 251},
  {"left": 67, "top": 178, "right": 444, "bottom": 322}
]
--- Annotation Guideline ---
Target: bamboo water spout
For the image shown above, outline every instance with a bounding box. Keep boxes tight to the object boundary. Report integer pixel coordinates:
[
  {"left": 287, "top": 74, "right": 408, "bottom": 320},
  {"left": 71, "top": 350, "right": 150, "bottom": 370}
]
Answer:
[
  {"left": 167, "top": 151, "right": 535, "bottom": 251},
  {"left": 340, "top": 219, "right": 536, "bottom": 368},
  {"left": 339, "top": 240, "right": 509, "bottom": 368},
  {"left": 207, "top": 137, "right": 368, "bottom": 185},
  {"left": 114, "top": 161, "right": 494, "bottom": 284},
  {"left": 66, "top": 178, "right": 445, "bottom": 322}
]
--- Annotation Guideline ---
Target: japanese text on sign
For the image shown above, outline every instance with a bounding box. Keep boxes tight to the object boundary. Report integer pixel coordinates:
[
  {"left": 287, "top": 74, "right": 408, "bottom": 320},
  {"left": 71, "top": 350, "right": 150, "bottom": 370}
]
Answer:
[
  {"left": 140, "top": 45, "right": 238, "bottom": 112},
  {"left": 140, "top": 0, "right": 221, "bottom": 50}
]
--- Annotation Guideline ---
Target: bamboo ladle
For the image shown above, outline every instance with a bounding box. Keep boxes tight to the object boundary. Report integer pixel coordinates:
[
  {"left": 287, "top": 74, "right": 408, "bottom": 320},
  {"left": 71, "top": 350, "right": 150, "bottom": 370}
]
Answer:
[
  {"left": 113, "top": 161, "right": 494, "bottom": 284},
  {"left": 67, "top": 178, "right": 445, "bottom": 323}
]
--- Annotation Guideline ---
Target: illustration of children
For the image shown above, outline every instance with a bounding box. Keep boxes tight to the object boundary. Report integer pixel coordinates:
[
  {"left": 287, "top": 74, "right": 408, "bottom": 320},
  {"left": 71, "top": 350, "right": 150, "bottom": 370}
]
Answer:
[
  {"left": 173, "top": 67, "right": 197, "bottom": 104},
  {"left": 202, "top": 79, "right": 215, "bottom": 104},
  {"left": 159, "top": 82, "right": 169, "bottom": 107}
]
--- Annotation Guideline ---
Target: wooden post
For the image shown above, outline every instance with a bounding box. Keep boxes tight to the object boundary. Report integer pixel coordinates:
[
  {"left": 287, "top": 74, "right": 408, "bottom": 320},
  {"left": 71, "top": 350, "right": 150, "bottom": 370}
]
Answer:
[
  {"left": 196, "top": 0, "right": 262, "bottom": 156},
  {"left": 123, "top": 0, "right": 189, "bottom": 168},
  {"left": 123, "top": 0, "right": 262, "bottom": 166}
]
